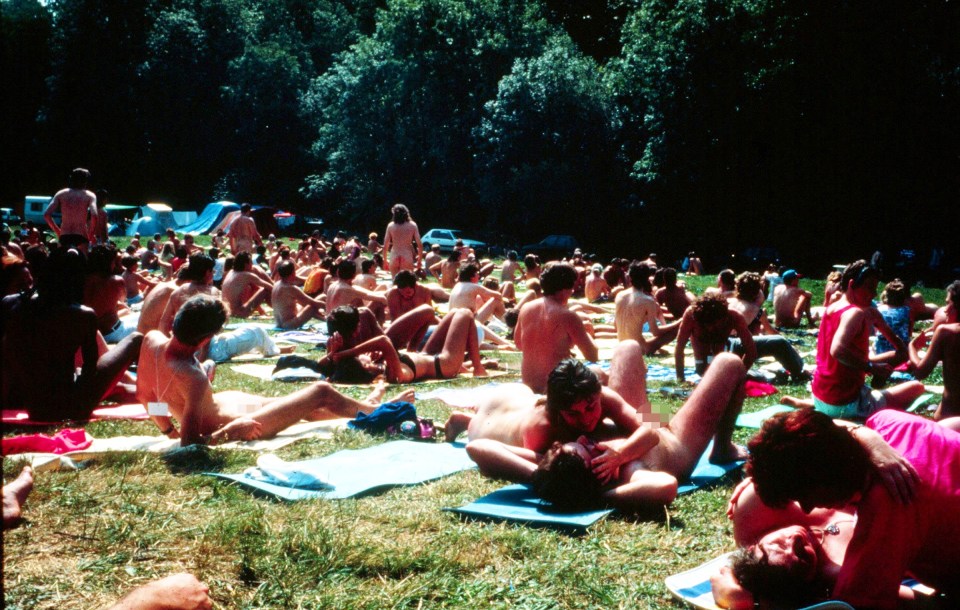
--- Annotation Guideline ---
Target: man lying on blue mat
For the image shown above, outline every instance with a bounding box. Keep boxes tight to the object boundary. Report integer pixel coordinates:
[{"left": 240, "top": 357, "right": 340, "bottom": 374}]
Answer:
[
  {"left": 445, "top": 353, "right": 747, "bottom": 511},
  {"left": 137, "top": 295, "right": 413, "bottom": 446}
]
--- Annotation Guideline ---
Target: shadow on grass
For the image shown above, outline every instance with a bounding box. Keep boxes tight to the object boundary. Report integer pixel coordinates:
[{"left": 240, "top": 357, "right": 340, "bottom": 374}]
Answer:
[{"left": 161, "top": 443, "right": 227, "bottom": 474}]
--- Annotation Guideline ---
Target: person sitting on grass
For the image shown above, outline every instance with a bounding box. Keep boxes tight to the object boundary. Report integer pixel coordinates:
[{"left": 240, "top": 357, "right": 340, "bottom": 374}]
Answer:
[
  {"left": 453, "top": 353, "right": 747, "bottom": 512},
  {"left": 311, "top": 307, "right": 488, "bottom": 383},
  {"left": 773, "top": 269, "right": 814, "bottom": 328},
  {"left": 221, "top": 251, "right": 272, "bottom": 318},
  {"left": 120, "top": 255, "right": 159, "bottom": 305},
  {"left": 712, "top": 408, "right": 960, "bottom": 609},
  {"left": 272, "top": 260, "right": 325, "bottom": 330},
  {"left": 909, "top": 309, "right": 960, "bottom": 420},
  {"left": 137, "top": 295, "right": 411, "bottom": 446}
]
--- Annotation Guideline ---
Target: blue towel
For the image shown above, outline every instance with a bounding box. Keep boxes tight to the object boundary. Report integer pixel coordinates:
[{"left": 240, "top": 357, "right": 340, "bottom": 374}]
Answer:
[{"left": 208, "top": 440, "right": 476, "bottom": 500}]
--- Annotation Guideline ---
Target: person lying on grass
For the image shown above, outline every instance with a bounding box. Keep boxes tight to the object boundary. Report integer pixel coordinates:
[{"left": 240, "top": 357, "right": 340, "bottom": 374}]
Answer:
[
  {"left": 313, "top": 306, "right": 489, "bottom": 383},
  {"left": 712, "top": 409, "right": 960, "bottom": 609},
  {"left": 448, "top": 353, "right": 747, "bottom": 511},
  {"left": 137, "top": 295, "right": 412, "bottom": 446}
]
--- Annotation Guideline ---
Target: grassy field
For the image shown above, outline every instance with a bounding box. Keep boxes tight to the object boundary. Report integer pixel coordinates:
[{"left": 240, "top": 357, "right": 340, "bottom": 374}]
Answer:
[{"left": 2, "top": 267, "right": 946, "bottom": 609}]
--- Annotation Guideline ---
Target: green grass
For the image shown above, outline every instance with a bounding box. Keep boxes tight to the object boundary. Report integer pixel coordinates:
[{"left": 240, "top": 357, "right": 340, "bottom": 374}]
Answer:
[{"left": 2, "top": 272, "right": 947, "bottom": 609}]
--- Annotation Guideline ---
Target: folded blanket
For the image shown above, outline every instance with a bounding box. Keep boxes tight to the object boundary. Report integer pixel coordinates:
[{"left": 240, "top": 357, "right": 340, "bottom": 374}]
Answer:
[
  {"left": 2, "top": 428, "right": 92, "bottom": 455},
  {"left": 210, "top": 440, "right": 477, "bottom": 500},
  {"left": 243, "top": 454, "right": 332, "bottom": 490}
]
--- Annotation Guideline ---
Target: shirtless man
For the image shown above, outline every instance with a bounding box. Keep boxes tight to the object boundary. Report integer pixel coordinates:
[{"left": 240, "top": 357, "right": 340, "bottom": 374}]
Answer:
[
  {"left": 515, "top": 262, "right": 598, "bottom": 393},
  {"left": 932, "top": 279, "right": 959, "bottom": 330},
  {"left": 705, "top": 269, "right": 736, "bottom": 299},
  {"left": 158, "top": 255, "right": 219, "bottom": 335},
  {"left": 137, "top": 273, "right": 186, "bottom": 334},
  {"left": 447, "top": 354, "right": 746, "bottom": 507},
  {"left": 0, "top": 248, "right": 142, "bottom": 421},
  {"left": 382, "top": 203, "right": 421, "bottom": 276},
  {"left": 675, "top": 292, "right": 757, "bottom": 381},
  {"left": 615, "top": 261, "right": 679, "bottom": 354},
  {"left": 121, "top": 255, "right": 159, "bottom": 305},
  {"left": 84, "top": 246, "right": 138, "bottom": 342},
  {"left": 500, "top": 251, "right": 521, "bottom": 284},
  {"left": 227, "top": 204, "right": 262, "bottom": 255},
  {"left": 137, "top": 295, "right": 409, "bottom": 446},
  {"left": 386, "top": 270, "right": 437, "bottom": 320},
  {"left": 44, "top": 168, "right": 97, "bottom": 252},
  {"left": 773, "top": 269, "right": 813, "bottom": 327},
  {"left": 448, "top": 263, "right": 504, "bottom": 324},
  {"left": 584, "top": 264, "right": 612, "bottom": 303},
  {"left": 272, "top": 260, "right": 325, "bottom": 330},
  {"left": 422, "top": 243, "right": 443, "bottom": 279},
  {"left": 221, "top": 252, "right": 273, "bottom": 317},
  {"left": 909, "top": 318, "right": 959, "bottom": 419},
  {"left": 325, "top": 259, "right": 387, "bottom": 313},
  {"left": 654, "top": 267, "right": 695, "bottom": 320}
]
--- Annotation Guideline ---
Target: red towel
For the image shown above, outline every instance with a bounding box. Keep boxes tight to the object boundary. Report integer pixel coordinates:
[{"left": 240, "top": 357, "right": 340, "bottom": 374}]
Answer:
[
  {"left": 744, "top": 380, "right": 778, "bottom": 397},
  {"left": 2, "top": 428, "right": 92, "bottom": 455}
]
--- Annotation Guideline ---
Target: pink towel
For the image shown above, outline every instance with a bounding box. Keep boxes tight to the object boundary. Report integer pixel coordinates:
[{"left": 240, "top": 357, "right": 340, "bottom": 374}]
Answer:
[
  {"left": 744, "top": 380, "right": 778, "bottom": 397},
  {"left": 2, "top": 428, "right": 92, "bottom": 455}
]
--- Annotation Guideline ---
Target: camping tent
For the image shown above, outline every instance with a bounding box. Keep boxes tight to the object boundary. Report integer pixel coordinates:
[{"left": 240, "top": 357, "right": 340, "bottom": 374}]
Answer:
[
  {"left": 178, "top": 201, "right": 240, "bottom": 235},
  {"left": 125, "top": 203, "right": 180, "bottom": 236},
  {"left": 210, "top": 206, "right": 280, "bottom": 238}
]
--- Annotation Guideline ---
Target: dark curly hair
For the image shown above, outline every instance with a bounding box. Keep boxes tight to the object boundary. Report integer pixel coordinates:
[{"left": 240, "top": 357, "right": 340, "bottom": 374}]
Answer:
[
  {"left": 691, "top": 292, "right": 730, "bottom": 325},
  {"left": 729, "top": 547, "right": 827, "bottom": 608},
  {"left": 545, "top": 359, "right": 602, "bottom": 422},
  {"left": 530, "top": 442, "right": 602, "bottom": 512}
]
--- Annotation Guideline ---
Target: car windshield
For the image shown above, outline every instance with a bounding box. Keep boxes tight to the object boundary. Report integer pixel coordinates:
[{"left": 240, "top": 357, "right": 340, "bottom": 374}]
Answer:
[{"left": 450, "top": 230, "right": 462, "bottom": 239}]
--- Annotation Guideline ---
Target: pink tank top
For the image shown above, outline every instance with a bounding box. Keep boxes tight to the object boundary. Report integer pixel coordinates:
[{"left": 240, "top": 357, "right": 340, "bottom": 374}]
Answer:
[{"left": 812, "top": 303, "right": 867, "bottom": 405}]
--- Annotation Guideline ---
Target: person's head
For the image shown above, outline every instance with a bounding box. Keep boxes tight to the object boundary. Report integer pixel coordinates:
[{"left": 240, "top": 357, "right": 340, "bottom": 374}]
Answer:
[
  {"left": 208, "top": 247, "right": 220, "bottom": 259},
  {"left": 35, "top": 247, "right": 85, "bottom": 306},
  {"left": 545, "top": 359, "right": 603, "bottom": 431},
  {"left": 95, "top": 188, "right": 109, "bottom": 206},
  {"left": 183, "top": 254, "right": 214, "bottom": 283},
  {"left": 86, "top": 245, "right": 116, "bottom": 277},
  {"left": 255, "top": 244, "right": 267, "bottom": 257},
  {"left": 728, "top": 527, "right": 826, "bottom": 608},
  {"left": 326, "top": 305, "right": 360, "bottom": 337},
  {"left": 662, "top": 267, "right": 678, "bottom": 288},
  {"left": 430, "top": 243, "right": 440, "bottom": 253},
  {"left": 172, "top": 295, "right": 226, "bottom": 346},
  {"left": 628, "top": 261, "right": 654, "bottom": 292},
  {"left": 368, "top": 232, "right": 378, "bottom": 241},
  {"left": 277, "top": 260, "right": 295, "bottom": 279},
  {"left": 68, "top": 168, "right": 90, "bottom": 189},
  {"left": 880, "top": 278, "right": 907, "bottom": 307},
  {"left": 121, "top": 255, "right": 138, "bottom": 272},
  {"left": 241, "top": 203, "right": 252, "bottom": 215},
  {"left": 446, "top": 249, "right": 460, "bottom": 263},
  {"left": 360, "top": 258, "right": 376, "bottom": 274},
  {"left": 458, "top": 263, "right": 479, "bottom": 283},
  {"left": 825, "top": 270, "right": 842, "bottom": 285},
  {"left": 184, "top": 234, "right": 195, "bottom": 246},
  {"left": 530, "top": 439, "right": 603, "bottom": 512},
  {"left": 524, "top": 254, "right": 540, "bottom": 270},
  {"left": 735, "top": 271, "right": 763, "bottom": 303},
  {"left": 691, "top": 292, "right": 730, "bottom": 326},
  {"left": 782, "top": 269, "right": 800, "bottom": 286},
  {"left": 540, "top": 262, "right": 578, "bottom": 296},
  {"left": 175, "top": 245, "right": 188, "bottom": 259},
  {"left": 233, "top": 251, "right": 252, "bottom": 271},
  {"left": 336, "top": 259, "right": 357, "bottom": 280},
  {"left": 943, "top": 279, "right": 959, "bottom": 306},
  {"left": 455, "top": 238, "right": 464, "bottom": 249},
  {"left": 840, "top": 259, "right": 880, "bottom": 297},
  {"left": 718, "top": 269, "right": 735, "bottom": 290},
  {"left": 746, "top": 408, "right": 869, "bottom": 512},
  {"left": 166, "top": 228, "right": 176, "bottom": 240},
  {"left": 507, "top": 250, "right": 517, "bottom": 262},
  {"left": 391, "top": 203, "right": 410, "bottom": 224},
  {"left": 590, "top": 263, "right": 603, "bottom": 276}
]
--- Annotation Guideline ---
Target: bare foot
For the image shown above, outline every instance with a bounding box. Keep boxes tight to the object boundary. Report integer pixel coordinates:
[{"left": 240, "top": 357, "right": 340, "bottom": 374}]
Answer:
[
  {"left": 779, "top": 395, "right": 811, "bottom": 408},
  {"left": 364, "top": 380, "right": 388, "bottom": 405},
  {"left": 279, "top": 344, "right": 296, "bottom": 354},
  {"left": 473, "top": 365, "right": 489, "bottom": 378},
  {"left": 385, "top": 388, "right": 416, "bottom": 405},
  {"left": 3, "top": 466, "right": 34, "bottom": 530},
  {"left": 444, "top": 411, "right": 473, "bottom": 442},
  {"left": 710, "top": 443, "right": 749, "bottom": 464}
]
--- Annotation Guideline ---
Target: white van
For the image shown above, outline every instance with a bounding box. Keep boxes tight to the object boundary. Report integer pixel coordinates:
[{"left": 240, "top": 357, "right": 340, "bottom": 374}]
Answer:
[{"left": 24, "top": 195, "right": 54, "bottom": 225}]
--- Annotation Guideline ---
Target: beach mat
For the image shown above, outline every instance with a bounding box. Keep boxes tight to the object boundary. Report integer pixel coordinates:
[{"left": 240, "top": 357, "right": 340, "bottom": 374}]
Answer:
[
  {"left": 448, "top": 442, "right": 743, "bottom": 530},
  {"left": 664, "top": 553, "right": 856, "bottom": 610},
  {"left": 229, "top": 363, "right": 510, "bottom": 385},
  {"left": 735, "top": 405, "right": 793, "bottom": 429},
  {"left": 2, "top": 403, "right": 149, "bottom": 426},
  {"left": 907, "top": 393, "right": 935, "bottom": 413},
  {"left": 208, "top": 440, "right": 477, "bottom": 500},
  {"left": 6, "top": 418, "right": 350, "bottom": 472}
]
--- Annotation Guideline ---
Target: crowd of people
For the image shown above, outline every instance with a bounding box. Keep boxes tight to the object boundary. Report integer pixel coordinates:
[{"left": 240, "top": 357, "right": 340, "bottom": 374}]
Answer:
[{"left": 2, "top": 169, "right": 959, "bottom": 608}]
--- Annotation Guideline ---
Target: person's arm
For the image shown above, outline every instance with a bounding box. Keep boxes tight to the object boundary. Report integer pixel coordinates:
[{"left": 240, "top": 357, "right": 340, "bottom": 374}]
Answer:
[
  {"left": 909, "top": 327, "right": 941, "bottom": 379},
  {"left": 107, "top": 573, "right": 212, "bottom": 610},
  {"left": 839, "top": 423, "right": 920, "bottom": 505},
  {"left": 294, "top": 286, "right": 324, "bottom": 309},
  {"left": 382, "top": 224, "right": 394, "bottom": 261},
  {"left": 158, "top": 291, "right": 184, "bottom": 336},
  {"left": 465, "top": 438, "right": 539, "bottom": 482},
  {"left": 675, "top": 310, "right": 693, "bottom": 382},
  {"left": 320, "top": 334, "right": 411, "bottom": 383},
  {"left": 731, "top": 312, "right": 757, "bottom": 370},
  {"left": 43, "top": 196, "right": 61, "bottom": 236},
  {"left": 87, "top": 197, "right": 99, "bottom": 241},
  {"left": 831, "top": 308, "right": 881, "bottom": 373},
  {"left": 412, "top": 223, "right": 422, "bottom": 267},
  {"left": 351, "top": 285, "right": 387, "bottom": 305},
  {"left": 757, "top": 309, "right": 777, "bottom": 335},
  {"left": 568, "top": 311, "right": 599, "bottom": 362}
]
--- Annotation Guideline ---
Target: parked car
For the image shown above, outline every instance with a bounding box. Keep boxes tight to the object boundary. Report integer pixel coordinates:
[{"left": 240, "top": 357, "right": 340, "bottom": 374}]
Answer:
[
  {"left": 421, "top": 228, "right": 486, "bottom": 254},
  {"left": 1, "top": 207, "right": 23, "bottom": 226},
  {"left": 520, "top": 235, "right": 580, "bottom": 261}
]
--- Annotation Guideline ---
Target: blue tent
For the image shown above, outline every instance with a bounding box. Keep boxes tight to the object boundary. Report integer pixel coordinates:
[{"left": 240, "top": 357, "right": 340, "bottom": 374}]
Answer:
[{"left": 178, "top": 201, "right": 240, "bottom": 235}]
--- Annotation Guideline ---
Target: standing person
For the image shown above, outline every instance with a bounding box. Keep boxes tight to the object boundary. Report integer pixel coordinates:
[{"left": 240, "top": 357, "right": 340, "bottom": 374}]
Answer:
[
  {"left": 382, "top": 203, "right": 422, "bottom": 276},
  {"left": 44, "top": 168, "right": 98, "bottom": 252},
  {"left": 227, "top": 204, "right": 262, "bottom": 255}
]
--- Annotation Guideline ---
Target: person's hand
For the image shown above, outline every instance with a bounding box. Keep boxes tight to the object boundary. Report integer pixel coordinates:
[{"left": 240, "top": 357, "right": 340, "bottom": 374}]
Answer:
[
  {"left": 150, "top": 573, "right": 212, "bottom": 610},
  {"left": 222, "top": 417, "right": 263, "bottom": 442},
  {"left": 727, "top": 477, "right": 754, "bottom": 520},
  {"left": 591, "top": 440, "right": 625, "bottom": 484},
  {"left": 857, "top": 428, "right": 920, "bottom": 504},
  {"left": 912, "top": 329, "right": 931, "bottom": 351},
  {"left": 710, "top": 566, "right": 755, "bottom": 609},
  {"left": 327, "top": 332, "right": 344, "bottom": 354}
]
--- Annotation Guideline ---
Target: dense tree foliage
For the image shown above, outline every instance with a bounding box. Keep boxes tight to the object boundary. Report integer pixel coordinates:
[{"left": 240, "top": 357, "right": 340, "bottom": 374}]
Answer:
[{"left": 3, "top": 0, "right": 958, "bottom": 266}]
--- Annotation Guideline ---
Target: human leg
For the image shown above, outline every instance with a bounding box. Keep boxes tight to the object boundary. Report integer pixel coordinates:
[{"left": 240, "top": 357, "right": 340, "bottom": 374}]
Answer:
[
  {"left": 386, "top": 303, "right": 436, "bottom": 350},
  {"left": 878, "top": 380, "right": 925, "bottom": 410},
  {"left": 444, "top": 411, "right": 474, "bottom": 442},
  {"left": 753, "top": 335, "right": 805, "bottom": 378},
  {"left": 208, "top": 326, "right": 279, "bottom": 362},
  {"left": 425, "top": 309, "right": 484, "bottom": 377},
  {"left": 236, "top": 287, "right": 268, "bottom": 317},
  {"left": 280, "top": 304, "right": 322, "bottom": 330},
  {"left": 606, "top": 340, "right": 652, "bottom": 412},
  {"left": 646, "top": 325, "right": 679, "bottom": 355},
  {"left": 665, "top": 352, "right": 747, "bottom": 473},
  {"left": 107, "top": 572, "right": 212, "bottom": 610},
  {"left": 475, "top": 294, "right": 504, "bottom": 324},
  {"left": 3, "top": 466, "right": 33, "bottom": 529},
  {"left": 249, "top": 381, "right": 390, "bottom": 438},
  {"left": 603, "top": 464, "right": 678, "bottom": 509}
]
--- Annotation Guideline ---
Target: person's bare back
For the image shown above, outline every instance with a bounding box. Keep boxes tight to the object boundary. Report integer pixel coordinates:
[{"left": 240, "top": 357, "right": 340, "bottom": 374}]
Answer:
[
  {"left": 45, "top": 187, "right": 96, "bottom": 238},
  {"left": 515, "top": 297, "right": 597, "bottom": 392},
  {"left": 221, "top": 270, "right": 271, "bottom": 317},
  {"left": 271, "top": 280, "right": 323, "bottom": 329},
  {"left": 326, "top": 279, "right": 384, "bottom": 312},
  {"left": 84, "top": 274, "right": 127, "bottom": 334},
  {"left": 159, "top": 284, "right": 220, "bottom": 335},
  {"left": 138, "top": 281, "right": 177, "bottom": 333}
]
